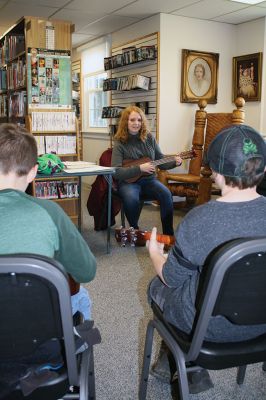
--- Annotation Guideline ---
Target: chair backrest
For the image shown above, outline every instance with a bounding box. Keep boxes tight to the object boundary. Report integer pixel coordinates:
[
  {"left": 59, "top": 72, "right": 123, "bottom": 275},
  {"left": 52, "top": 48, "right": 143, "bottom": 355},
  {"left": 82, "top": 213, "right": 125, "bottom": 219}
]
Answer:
[
  {"left": 0, "top": 254, "right": 79, "bottom": 385},
  {"left": 189, "top": 238, "right": 266, "bottom": 359},
  {"left": 189, "top": 97, "right": 245, "bottom": 177}
]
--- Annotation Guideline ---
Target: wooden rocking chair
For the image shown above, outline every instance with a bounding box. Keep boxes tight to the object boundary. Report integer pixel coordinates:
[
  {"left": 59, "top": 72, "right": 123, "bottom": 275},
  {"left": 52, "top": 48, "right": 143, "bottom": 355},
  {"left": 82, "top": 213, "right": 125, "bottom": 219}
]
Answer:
[{"left": 157, "top": 97, "right": 245, "bottom": 207}]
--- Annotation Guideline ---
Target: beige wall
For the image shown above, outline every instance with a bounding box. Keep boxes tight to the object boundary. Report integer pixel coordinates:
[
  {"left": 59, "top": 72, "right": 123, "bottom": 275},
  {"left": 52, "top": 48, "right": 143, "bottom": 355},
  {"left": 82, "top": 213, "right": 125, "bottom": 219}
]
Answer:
[{"left": 75, "top": 13, "right": 266, "bottom": 173}]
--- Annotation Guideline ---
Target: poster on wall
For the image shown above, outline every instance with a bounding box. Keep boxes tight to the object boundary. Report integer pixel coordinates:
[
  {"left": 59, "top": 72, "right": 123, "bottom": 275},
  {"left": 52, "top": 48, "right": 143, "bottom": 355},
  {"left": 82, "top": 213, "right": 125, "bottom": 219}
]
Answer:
[{"left": 27, "top": 48, "right": 72, "bottom": 109}]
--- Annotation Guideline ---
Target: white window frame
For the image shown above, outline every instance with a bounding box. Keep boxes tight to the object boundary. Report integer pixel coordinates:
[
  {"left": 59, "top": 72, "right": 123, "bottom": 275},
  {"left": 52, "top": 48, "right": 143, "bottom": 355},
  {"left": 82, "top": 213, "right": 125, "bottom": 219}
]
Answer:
[
  {"left": 81, "top": 37, "right": 111, "bottom": 134},
  {"left": 83, "top": 70, "right": 108, "bottom": 132}
]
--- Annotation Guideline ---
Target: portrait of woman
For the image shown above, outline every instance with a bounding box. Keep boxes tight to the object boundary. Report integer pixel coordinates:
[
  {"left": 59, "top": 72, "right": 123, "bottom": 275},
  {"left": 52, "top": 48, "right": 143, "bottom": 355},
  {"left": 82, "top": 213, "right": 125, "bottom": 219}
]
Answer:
[
  {"left": 181, "top": 49, "right": 219, "bottom": 103},
  {"left": 188, "top": 58, "right": 211, "bottom": 97}
]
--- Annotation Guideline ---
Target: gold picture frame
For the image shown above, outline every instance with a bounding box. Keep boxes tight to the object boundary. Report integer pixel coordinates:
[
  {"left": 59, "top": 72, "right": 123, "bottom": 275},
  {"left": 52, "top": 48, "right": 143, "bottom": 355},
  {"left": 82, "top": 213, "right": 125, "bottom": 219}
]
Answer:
[
  {"left": 181, "top": 49, "right": 219, "bottom": 104},
  {"left": 233, "top": 52, "right": 262, "bottom": 102}
]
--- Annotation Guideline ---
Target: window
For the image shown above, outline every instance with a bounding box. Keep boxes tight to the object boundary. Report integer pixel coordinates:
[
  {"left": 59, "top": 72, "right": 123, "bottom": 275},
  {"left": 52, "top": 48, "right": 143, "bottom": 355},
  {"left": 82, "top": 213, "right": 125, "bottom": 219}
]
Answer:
[
  {"left": 84, "top": 72, "right": 107, "bottom": 129},
  {"left": 81, "top": 38, "right": 110, "bottom": 132}
]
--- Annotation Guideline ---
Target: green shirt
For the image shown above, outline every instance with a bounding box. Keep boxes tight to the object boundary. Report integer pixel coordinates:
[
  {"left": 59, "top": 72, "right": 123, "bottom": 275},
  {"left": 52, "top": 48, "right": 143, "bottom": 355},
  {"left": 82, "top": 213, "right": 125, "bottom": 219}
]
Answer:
[{"left": 0, "top": 189, "right": 96, "bottom": 283}]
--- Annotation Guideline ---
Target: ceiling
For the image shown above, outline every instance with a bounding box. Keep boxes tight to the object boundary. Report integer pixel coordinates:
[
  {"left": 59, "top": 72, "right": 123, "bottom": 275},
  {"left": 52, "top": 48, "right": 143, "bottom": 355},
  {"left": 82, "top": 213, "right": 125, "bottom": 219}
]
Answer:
[{"left": 1, "top": 0, "right": 266, "bottom": 47}]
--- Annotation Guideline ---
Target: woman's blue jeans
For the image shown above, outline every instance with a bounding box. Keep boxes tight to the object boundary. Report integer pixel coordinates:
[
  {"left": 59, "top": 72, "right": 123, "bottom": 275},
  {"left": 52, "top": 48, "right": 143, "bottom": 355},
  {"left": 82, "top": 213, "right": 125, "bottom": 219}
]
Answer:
[{"left": 118, "top": 176, "right": 174, "bottom": 235}]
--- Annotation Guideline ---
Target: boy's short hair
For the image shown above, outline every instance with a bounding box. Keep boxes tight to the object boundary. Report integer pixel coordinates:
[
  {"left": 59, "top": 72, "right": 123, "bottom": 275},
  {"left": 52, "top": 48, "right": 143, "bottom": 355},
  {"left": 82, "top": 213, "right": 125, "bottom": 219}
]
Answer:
[
  {"left": 207, "top": 124, "right": 266, "bottom": 189},
  {"left": 0, "top": 123, "right": 37, "bottom": 176}
]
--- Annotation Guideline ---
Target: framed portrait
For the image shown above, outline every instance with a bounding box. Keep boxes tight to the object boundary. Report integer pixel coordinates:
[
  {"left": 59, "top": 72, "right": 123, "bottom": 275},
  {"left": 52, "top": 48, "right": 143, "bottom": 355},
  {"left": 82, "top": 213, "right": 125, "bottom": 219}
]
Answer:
[
  {"left": 181, "top": 49, "right": 219, "bottom": 104},
  {"left": 233, "top": 52, "right": 262, "bottom": 102}
]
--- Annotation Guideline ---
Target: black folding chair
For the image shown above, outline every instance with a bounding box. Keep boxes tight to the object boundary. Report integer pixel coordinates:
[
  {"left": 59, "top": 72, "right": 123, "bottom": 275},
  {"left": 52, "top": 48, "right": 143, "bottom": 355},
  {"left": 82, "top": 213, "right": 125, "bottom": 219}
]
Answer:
[
  {"left": 0, "top": 254, "right": 98, "bottom": 400},
  {"left": 139, "top": 237, "right": 266, "bottom": 400}
]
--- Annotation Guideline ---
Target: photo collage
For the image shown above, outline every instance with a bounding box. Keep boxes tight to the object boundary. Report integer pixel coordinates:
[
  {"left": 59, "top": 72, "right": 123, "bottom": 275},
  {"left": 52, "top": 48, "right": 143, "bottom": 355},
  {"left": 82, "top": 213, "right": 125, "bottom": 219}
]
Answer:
[{"left": 28, "top": 48, "right": 71, "bottom": 108}]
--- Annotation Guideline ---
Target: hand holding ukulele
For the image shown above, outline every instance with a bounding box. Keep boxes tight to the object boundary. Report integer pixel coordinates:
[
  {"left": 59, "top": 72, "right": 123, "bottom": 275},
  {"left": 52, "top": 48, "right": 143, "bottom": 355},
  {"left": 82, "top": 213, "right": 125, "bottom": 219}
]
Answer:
[{"left": 139, "top": 161, "right": 156, "bottom": 174}]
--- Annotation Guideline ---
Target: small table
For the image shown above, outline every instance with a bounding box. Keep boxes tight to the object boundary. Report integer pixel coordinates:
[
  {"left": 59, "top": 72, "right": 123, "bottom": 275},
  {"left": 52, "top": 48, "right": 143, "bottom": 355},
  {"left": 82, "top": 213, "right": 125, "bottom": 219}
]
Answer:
[{"left": 37, "top": 165, "right": 116, "bottom": 253}]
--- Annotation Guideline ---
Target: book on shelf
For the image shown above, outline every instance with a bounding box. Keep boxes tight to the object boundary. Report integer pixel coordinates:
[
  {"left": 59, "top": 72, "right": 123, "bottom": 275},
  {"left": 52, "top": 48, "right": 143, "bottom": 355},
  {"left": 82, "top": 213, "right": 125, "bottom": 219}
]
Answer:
[
  {"left": 0, "top": 94, "right": 7, "bottom": 117},
  {"left": 103, "top": 74, "right": 151, "bottom": 92},
  {"left": 32, "top": 111, "right": 76, "bottom": 132},
  {"left": 35, "top": 180, "right": 79, "bottom": 199},
  {"left": 0, "top": 68, "right": 7, "bottom": 91},
  {"left": 102, "top": 106, "right": 124, "bottom": 118},
  {"left": 8, "top": 91, "right": 26, "bottom": 117},
  {"left": 35, "top": 135, "right": 45, "bottom": 155},
  {"left": 104, "top": 45, "right": 156, "bottom": 71},
  {"left": 37, "top": 135, "right": 77, "bottom": 155}
]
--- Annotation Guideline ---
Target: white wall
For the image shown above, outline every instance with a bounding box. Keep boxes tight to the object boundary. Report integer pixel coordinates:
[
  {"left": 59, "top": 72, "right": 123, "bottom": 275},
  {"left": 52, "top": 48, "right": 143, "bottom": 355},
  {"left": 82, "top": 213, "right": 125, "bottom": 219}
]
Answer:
[
  {"left": 76, "top": 13, "right": 266, "bottom": 170},
  {"left": 111, "top": 14, "right": 160, "bottom": 48},
  {"left": 159, "top": 14, "right": 236, "bottom": 156},
  {"left": 235, "top": 18, "right": 266, "bottom": 132}
]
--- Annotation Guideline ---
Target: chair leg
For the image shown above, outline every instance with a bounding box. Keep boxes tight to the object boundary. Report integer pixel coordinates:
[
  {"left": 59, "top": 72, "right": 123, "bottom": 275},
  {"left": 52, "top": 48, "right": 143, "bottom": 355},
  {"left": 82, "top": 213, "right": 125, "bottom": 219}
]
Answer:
[
  {"left": 237, "top": 365, "right": 247, "bottom": 385},
  {"left": 79, "top": 346, "right": 96, "bottom": 400},
  {"left": 88, "top": 347, "right": 96, "bottom": 400},
  {"left": 121, "top": 205, "right": 126, "bottom": 228},
  {"left": 139, "top": 320, "right": 155, "bottom": 400},
  {"left": 153, "top": 320, "right": 189, "bottom": 400}
]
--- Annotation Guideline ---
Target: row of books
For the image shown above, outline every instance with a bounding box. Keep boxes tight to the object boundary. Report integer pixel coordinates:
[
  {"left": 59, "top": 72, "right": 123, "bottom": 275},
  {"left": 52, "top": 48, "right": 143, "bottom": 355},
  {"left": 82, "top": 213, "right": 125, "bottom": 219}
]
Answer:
[
  {"left": 104, "top": 45, "right": 156, "bottom": 70},
  {"left": 32, "top": 111, "right": 76, "bottom": 132},
  {"left": 103, "top": 74, "right": 151, "bottom": 92},
  {"left": 0, "top": 35, "right": 25, "bottom": 66},
  {"left": 35, "top": 135, "right": 77, "bottom": 155},
  {"left": 0, "top": 94, "right": 7, "bottom": 117},
  {"left": 9, "top": 91, "right": 27, "bottom": 117},
  {"left": 35, "top": 180, "right": 79, "bottom": 199},
  {"left": 7, "top": 59, "right": 26, "bottom": 90},
  {"left": 102, "top": 106, "right": 125, "bottom": 118},
  {"left": 0, "top": 69, "right": 7, "bottom": 91}
]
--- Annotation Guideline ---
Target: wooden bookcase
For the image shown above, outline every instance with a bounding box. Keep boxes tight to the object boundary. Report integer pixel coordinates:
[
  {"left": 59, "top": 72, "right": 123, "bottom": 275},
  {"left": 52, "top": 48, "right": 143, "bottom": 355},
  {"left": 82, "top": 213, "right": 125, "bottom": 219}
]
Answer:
[
  {"left": 26, "top": 110, "right": 80, "bottom": 226},
  {"left": 0, "top": 16, "right": 83, "bottom": 226},
  {"left": 0, "top": 16, "right": 73, "bottom": 124}
]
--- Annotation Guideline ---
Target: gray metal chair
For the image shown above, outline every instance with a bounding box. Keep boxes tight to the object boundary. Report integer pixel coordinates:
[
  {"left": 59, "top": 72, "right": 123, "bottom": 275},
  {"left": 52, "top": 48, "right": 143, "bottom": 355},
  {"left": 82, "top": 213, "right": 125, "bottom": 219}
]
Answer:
[
  {"left": 0, "top": 254, "right": 98, "bottom": 400},
  {"left": 139, "top": 238, "right": 266, "bottom": 400}
]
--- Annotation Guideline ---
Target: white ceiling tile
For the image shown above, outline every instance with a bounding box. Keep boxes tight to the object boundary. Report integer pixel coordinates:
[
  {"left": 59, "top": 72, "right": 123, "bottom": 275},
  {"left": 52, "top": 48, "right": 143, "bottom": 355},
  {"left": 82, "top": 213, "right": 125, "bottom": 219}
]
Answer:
[
  {"left": 65, "top": 0, "right": 137, "bottom": 13},
  {"left": 0, "top": 25, "right": 12, "bottom": 37},
  {"left": 112, "top": 0, "right": 197, "bottom": 17},
  {"left": 10, "top": 0, "right": 69, "bottom": 6},
  {"left": 72, "top": 32, "right": 97, "bottom": 46},
  {"left": 213, "top": 5, "right": 266, "bottom": 22},
  {"left": 172, "top": 0, "right": 249, "bottom": 19},
  {"left": 255, "top": 0, "right": 266, "bottom": 6},
  {"left": 50, "top": 9, "right": 105, "bottom": 30},
  {"left": 0, "top": 3, "right": 58, "bottom": 23},
  {"left": 78, "top": 15, "right": 138, "bottom": 35}
]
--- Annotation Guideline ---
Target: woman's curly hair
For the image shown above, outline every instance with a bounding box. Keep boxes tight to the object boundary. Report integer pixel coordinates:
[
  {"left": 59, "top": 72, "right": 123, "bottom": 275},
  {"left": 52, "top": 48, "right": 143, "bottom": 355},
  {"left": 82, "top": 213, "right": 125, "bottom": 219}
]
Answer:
[{"left": 114, "top": 105, "right": 150, "bottom": 143}]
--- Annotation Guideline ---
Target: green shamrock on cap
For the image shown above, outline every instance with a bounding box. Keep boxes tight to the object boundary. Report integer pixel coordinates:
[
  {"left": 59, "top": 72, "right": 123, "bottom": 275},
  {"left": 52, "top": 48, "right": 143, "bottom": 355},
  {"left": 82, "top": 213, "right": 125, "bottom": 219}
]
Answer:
[{"left": 243, "top": 139, "right": 257, "bottom": 155}]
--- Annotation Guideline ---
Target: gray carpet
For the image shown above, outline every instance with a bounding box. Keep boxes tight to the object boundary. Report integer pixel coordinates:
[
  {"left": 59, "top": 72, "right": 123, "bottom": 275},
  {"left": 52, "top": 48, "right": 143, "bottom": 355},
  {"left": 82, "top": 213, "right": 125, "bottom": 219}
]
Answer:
[{"left": 81, "top": 199, "right": 266, "bottom": 400}]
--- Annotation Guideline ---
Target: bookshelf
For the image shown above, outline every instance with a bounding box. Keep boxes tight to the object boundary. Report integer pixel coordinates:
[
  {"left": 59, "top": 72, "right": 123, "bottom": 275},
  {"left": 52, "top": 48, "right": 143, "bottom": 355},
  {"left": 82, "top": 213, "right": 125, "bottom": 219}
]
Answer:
[
  {"left": 103, "top": 32, "right": 159, "bottom": 142},
  {"left": 0, "top": 16, "right": 72, "bottom": 125},
  {"left": 0, "top": 16, "right": 82, "bottom": 225},
  {"left": 26, "top": 110, "right": 81, "bottom": 225}
]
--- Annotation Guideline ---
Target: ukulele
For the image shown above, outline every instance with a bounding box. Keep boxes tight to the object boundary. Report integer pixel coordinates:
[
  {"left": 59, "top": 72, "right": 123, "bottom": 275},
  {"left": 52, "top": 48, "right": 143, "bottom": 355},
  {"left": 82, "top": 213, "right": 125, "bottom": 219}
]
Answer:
[
  {"left": 115, "top": 227, "right": 175, "bottom": 247},
  {"left": 122, "top": 148, "right": 196, "bottom": 183}
]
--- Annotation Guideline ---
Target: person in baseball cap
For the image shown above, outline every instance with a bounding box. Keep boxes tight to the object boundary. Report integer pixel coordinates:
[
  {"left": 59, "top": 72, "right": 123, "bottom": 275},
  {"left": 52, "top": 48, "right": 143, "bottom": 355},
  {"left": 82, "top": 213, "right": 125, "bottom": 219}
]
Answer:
[
  {"left": 146, "top": 124, "right": 266, "bottom": 394},
  {"left": 207, "top": 124, "right": 266, "bottom": 189}
]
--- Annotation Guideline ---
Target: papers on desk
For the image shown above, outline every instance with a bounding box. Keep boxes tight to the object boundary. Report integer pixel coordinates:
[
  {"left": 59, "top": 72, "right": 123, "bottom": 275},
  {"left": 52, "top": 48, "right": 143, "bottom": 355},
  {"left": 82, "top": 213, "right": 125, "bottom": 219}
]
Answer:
[
  {"left": 64, "top": 161, "right": 96, "bottom": 169},
  {"left": 63, "top": 161, "right": 115, "bottom": 174}
]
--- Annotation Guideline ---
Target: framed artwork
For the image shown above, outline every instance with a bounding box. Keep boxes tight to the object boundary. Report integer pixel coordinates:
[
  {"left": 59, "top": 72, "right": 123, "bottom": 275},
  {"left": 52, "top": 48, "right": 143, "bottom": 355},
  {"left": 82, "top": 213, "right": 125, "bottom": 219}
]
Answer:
[
  {"left": 181, "top": 49, "right": 219, "bottom": 104},
  {"left": 233, "top": 52, "right": 262, "bottom": 102}
]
